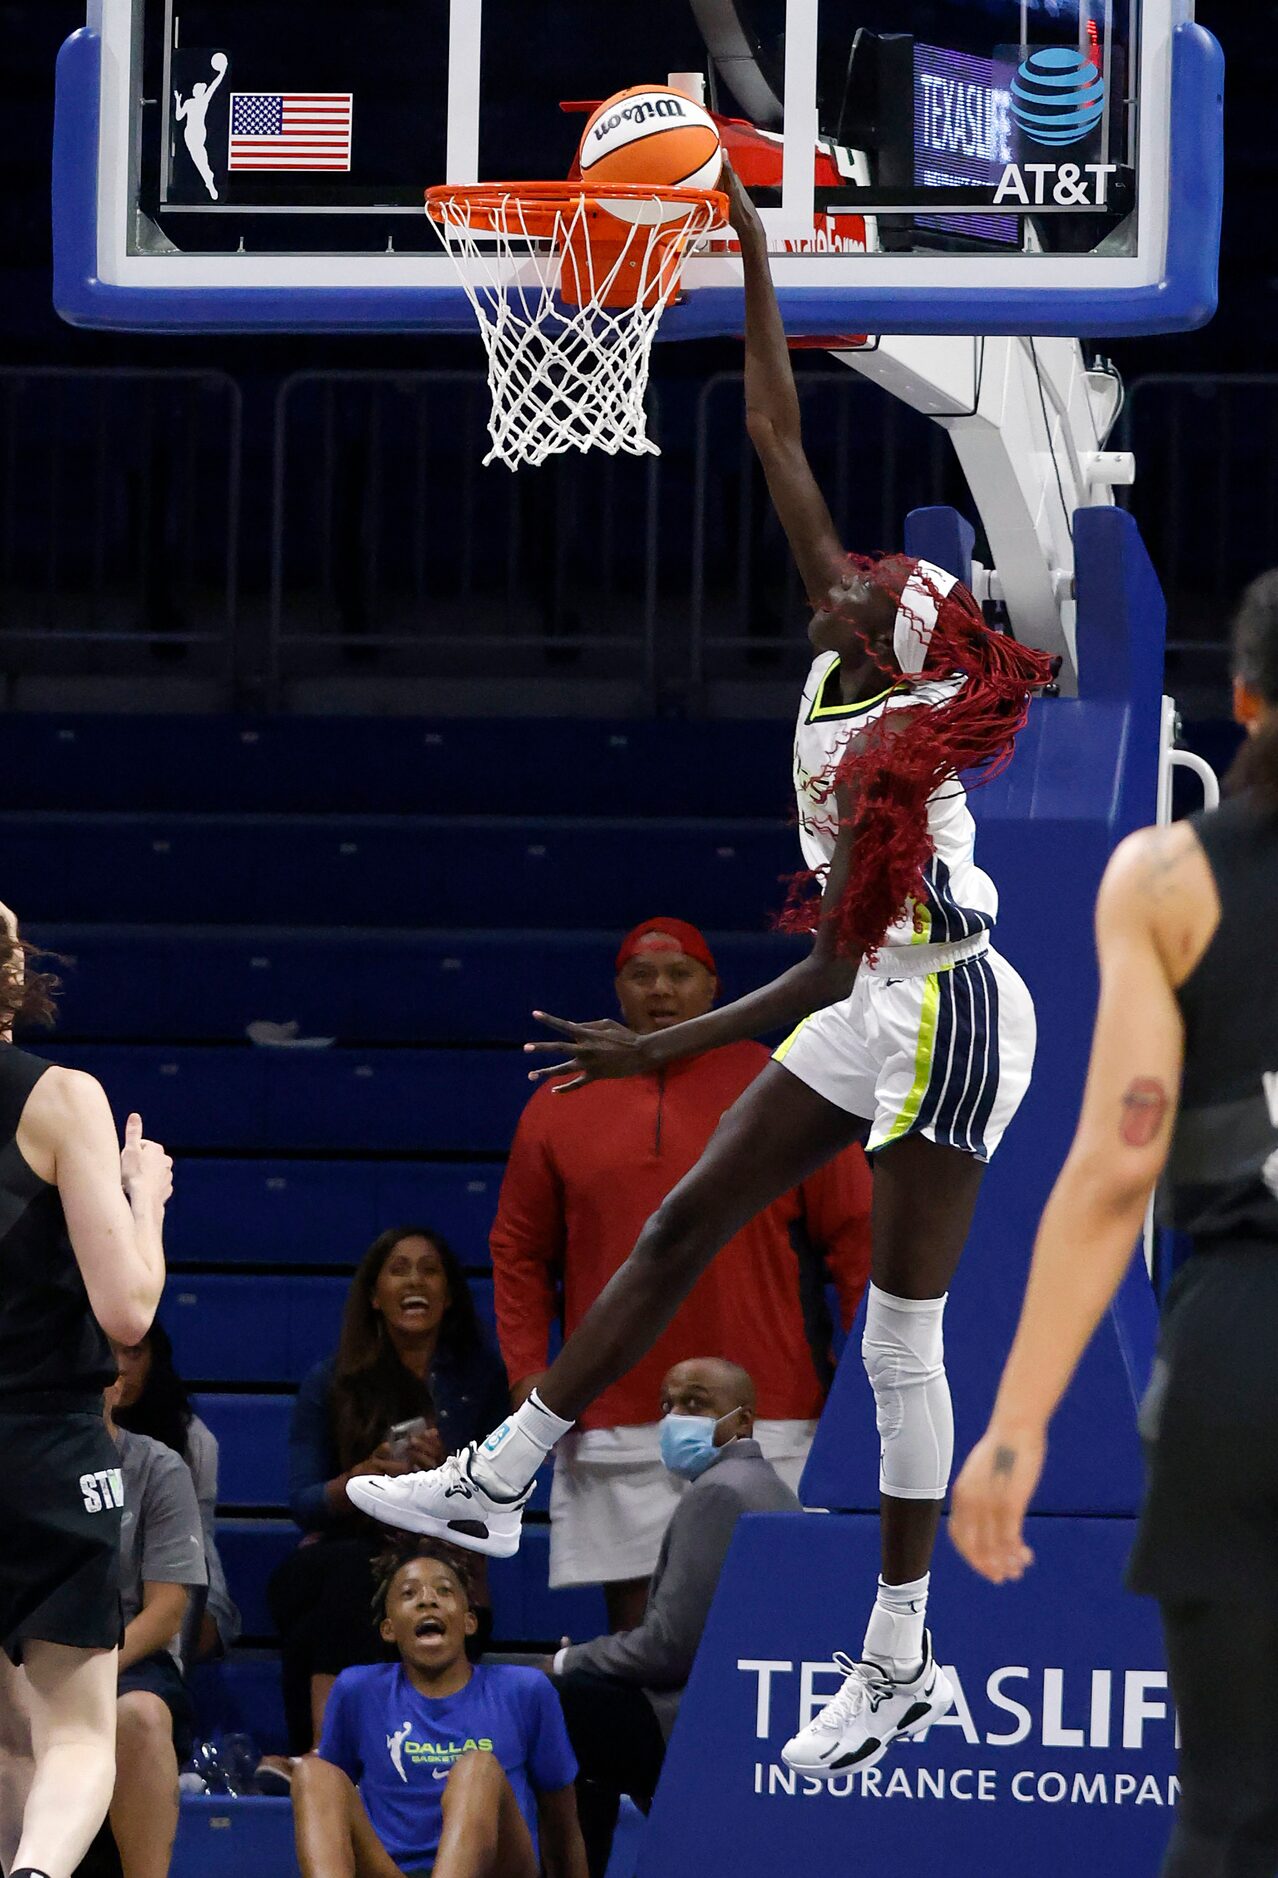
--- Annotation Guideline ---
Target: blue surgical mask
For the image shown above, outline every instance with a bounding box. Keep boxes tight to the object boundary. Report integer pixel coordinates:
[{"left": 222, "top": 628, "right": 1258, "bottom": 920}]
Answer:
[{"left": 659, "top": 1409, "right": 741, "bottom": 1481}]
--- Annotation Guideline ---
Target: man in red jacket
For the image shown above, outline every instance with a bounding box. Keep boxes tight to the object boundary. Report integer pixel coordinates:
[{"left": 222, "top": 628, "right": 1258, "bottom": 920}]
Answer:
[{"left": 490, "top": 917, "right": 872, "bottom": 1631}]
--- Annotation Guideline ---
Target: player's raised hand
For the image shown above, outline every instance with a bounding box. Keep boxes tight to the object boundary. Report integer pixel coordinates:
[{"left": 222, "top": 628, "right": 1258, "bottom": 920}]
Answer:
[
  {"left": 523, "top": 1013, "right": 650, "bottom": 1090},
  {"left": 720, "top": 157, "right": 763, "bottom": 238},
  {"left": 949, "top": 1424, "right": 1044, "bottom": 1585},
  {"left": 120, "top": 1112, "right": 174, "bottom": 1209}
]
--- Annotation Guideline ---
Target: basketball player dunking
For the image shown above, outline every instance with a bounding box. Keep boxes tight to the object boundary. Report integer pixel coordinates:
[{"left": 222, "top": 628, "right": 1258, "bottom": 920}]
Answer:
[
  {"left": 0, "top": 904, "right": 172, "bottom": 1878},
  {"left": 952, "top": 573, "right": 1278, "bottom": 1876},
  {"left": 351, "top": 165, "right": 1053, "bottom": 1777}
]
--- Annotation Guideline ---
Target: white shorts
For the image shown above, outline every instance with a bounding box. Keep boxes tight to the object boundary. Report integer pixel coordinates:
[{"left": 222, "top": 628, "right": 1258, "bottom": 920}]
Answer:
[
  {"left": 547, "top": 1422, "right": 815, "bottom": 1588},
  {"left": 774, "top": 937, "right": 1035, "bottom": 1162}
]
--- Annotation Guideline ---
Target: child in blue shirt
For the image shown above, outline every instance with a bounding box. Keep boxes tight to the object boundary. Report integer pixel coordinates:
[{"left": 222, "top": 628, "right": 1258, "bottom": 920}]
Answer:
[{"left": 292, "top": 1539, "right": 586, "bottom": 1878}]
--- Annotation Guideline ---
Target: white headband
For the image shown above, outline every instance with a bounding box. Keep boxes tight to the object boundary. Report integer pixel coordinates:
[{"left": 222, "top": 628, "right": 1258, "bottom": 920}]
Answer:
[{"left": 894, "top": 560, "right": 958, "bottom": 675}]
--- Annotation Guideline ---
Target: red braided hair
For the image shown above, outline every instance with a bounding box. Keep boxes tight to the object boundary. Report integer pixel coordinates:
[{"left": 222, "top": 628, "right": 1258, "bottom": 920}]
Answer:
[{"left": 780, "top": 554, "right": 1056, "bottom": 961}]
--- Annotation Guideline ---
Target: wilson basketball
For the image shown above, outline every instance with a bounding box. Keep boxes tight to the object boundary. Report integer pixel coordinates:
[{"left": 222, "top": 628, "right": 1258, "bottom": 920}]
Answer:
[{"left": 579, "top": 85, "right": 722, "bottom": 193}]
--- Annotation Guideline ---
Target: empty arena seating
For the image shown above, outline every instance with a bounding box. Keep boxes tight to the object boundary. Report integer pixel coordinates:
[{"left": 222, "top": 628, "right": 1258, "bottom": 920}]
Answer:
[
  {"left": 11, "top": 715, "right": 802, "bottom": 1720},
  {"left": 31, "top": 926, "right": 799, "bottom": 1044}
]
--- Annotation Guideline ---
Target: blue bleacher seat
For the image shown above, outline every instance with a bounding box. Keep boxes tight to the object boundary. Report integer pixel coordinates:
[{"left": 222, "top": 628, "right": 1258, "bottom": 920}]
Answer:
[
  {"left": 213, "top": 1491, "right": 559, "bottom": 1647},
  {"left": 166, "top": 1273, "right": 496, "bottom": 1385},
  {"left": 185, "top": 1655, "right": 290, "bottom": 1757},
  {"left": 164, "top": 1158, "right": 504, "bottom": 1267},
  {"left": 487, "top": 1528, "right": 608, "bottom": 1644},
  {"left": 32, "top": 925, "right": 800, "bottom": 1043},
  {"left": 214, "top": 1519, "right": 297, "bottom": 1638},
  {"left": 0, "top": 716, "right": 794, "bottom": 817},
  {"left": 196, "top": 1394, "right": 293, "bottom": 1507},
  {"left": 10, "top": 813, "right": 794, "bottom": 930},
  {"left": 38, "top": 1045, "right": 529, "bottom": 1152},
  {"left": 164, "top": 1276, "right": 350, "bottom": 1384}
]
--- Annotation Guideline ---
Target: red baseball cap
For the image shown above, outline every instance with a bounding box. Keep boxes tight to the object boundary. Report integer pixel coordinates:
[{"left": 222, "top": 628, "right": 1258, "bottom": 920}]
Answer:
[{"left": 614, "top": 917, "right": 717, "bottom": 978}]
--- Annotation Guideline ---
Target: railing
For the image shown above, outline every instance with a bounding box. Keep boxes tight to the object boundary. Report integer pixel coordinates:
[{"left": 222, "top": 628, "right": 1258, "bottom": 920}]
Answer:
[
  {"left": 689, "top": 371, "right": 957, "bottom": 703},
  {"left": 1, "top": 364, "right": 1271, "bottom": 714},
  {"left": 267, "top": 371, "right": 661, "bottom": 709},
  {"left": 0, "top": 368, "right": 241, "bottom": 695},
  {"left": 1121, "top": 373, "right": 1278, "bottom": 680}
]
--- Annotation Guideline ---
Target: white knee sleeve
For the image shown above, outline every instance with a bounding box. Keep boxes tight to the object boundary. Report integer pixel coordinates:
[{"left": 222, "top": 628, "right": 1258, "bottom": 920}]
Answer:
[{"left": 861, "top": 1283, "right": 953, "bottom": 1499}]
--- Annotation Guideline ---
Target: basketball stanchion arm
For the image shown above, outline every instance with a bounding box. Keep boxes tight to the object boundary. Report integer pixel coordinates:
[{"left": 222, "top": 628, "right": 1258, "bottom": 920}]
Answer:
[{"left": 827, "top": 333, "right": 1130, "bottom": 691}]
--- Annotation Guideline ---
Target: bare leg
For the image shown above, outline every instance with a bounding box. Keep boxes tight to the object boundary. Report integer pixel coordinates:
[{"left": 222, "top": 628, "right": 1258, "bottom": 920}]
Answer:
[
  {"left": 291, "top": 1755, "right": 402, "bottom": 1878},
  {"left": 309, "top": 1673, "right": 338, "bottom": 1748},
  {"left": 434, "top": 1753, "right": 538, "bottom": 1878},
  {"left": 109, "top": 1691, "right": 178, "bottom": 1878},
  {"left": 869, "top": 1133, "right": 985, "bottom": 1584},
  {"left": 604, "top": 1579, "right": 650, "bottom": 1633},
  {"left": 537, "top": 1066, "right": 868, "bottom": 1420},
  {"left": 0, "top": 1652, "right": 34, "bottom": 1873},
  {"left": 12, "top": 1641, "right": 118, "bottom": 1878}
]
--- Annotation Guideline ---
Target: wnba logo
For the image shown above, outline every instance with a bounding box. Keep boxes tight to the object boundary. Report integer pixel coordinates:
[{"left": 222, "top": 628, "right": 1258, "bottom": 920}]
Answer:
[{"left": 1010, "top": 47, "right": 1106, "bottom": 147}]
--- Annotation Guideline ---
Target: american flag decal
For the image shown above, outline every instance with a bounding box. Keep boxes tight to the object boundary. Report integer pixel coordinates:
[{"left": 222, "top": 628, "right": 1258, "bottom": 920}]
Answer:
[{"left": 228, "top": 93, "right": 353, "bottom": 171}]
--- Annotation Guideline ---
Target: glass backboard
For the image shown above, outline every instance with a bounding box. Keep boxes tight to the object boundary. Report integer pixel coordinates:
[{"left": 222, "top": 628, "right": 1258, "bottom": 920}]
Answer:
[{"left": 54, "top": 0, "right": 1222, "bottom": 336}]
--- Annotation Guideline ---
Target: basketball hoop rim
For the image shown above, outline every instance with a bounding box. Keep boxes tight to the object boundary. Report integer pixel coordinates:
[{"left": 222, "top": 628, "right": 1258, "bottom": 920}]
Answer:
[{"left": 424, "top": 181, "right": 728, "bottom": 239}]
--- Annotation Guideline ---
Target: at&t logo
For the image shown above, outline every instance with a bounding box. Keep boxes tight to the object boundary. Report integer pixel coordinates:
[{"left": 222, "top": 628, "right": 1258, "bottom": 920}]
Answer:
[{"left": 1011, "top": 47, "right": 1106, "bottom": 147}]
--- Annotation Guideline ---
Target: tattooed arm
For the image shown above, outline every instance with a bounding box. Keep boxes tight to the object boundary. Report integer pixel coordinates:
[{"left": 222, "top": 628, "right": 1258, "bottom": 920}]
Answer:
[{"left": 950, "top": 823, "right": 1215, "bottom": 1584}]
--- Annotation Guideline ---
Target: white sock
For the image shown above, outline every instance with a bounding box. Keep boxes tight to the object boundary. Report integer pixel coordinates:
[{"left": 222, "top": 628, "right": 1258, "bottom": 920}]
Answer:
[
  {"left": 469, "top": 1390, "right": 574, "bottom": 1499},
  {"left": 862, "top": 1572, "right": 929, "bottom": 1680}
]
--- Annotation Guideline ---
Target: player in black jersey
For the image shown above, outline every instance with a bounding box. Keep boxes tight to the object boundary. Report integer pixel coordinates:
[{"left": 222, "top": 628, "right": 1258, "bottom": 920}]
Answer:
[
  {"left": 0, "top": 902, "right": 171, "bottom": 1878},
  {"left": 951, "top": 572, "right": 1278, "bottom": 1877}
]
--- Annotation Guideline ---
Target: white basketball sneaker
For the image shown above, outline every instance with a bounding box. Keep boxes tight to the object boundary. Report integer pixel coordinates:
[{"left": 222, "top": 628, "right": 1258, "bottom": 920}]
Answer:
[
  {"left": 782, "top": 1633, "right": 953, "bottom": 1780},
  {"left": 346, "top": 1445, "right": 531, "bottom": 1557}
]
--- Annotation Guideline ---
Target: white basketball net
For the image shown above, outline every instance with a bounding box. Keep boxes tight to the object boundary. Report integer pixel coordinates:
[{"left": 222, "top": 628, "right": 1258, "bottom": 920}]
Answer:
[{"left": 428, "top": 190, "right": 721, "bottom": 471}]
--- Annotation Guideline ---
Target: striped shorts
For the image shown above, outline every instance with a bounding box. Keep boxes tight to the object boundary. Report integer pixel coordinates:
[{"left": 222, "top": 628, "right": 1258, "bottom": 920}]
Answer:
[{"left": 773, "top": 938, "right": 1036, "bottom": 1161}]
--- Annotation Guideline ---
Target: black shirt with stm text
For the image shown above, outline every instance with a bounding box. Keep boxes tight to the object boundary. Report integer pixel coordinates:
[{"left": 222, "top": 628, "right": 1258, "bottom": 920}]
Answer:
[{"left": 0, "top": 1042, "right": 114, "bottom": 1400}]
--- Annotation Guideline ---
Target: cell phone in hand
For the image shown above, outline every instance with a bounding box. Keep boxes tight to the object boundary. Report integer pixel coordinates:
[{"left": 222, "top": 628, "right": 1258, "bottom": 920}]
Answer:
[{"left": 387, "top": 1416, "right": 430, "bottom": 1459}]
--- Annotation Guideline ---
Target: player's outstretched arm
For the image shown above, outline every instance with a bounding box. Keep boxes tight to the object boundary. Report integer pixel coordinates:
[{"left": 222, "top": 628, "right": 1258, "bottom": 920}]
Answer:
[
  {"left": 723, "top": 164, "right": 847, "bottom": 612},
  {"left": 950, "top": 828, "right": 1190, "bottom": 1584},
  {"left": 524, "top": 810, "right": 860, "bottom": 1089}
]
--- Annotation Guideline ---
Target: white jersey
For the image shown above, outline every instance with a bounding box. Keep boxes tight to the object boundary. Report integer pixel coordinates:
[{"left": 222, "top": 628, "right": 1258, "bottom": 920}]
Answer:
[{"left": 793, "top": 651, "right": 998, "bottom": 950}]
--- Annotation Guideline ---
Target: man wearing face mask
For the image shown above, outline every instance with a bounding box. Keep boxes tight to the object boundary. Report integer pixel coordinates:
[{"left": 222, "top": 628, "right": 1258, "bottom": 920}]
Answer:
[
  {"left": 543, "top": 1359, "right": 799, "bottom": 1878},
  {"left": 491, "top": 917, "right": 870, "bottom": 1633}
]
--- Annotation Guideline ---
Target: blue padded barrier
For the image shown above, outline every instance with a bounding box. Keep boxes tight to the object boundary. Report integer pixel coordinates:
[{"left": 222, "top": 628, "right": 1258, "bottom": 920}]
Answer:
[
  {"left": 639, "top": 1513, "right": 1177, "bottom": 1878},
  {"left": 38, "top": 1045, "right": 529, "bottom": 1153},
  {"left": 165, "top": 1273, "right": 497, "bottom": 1384},
  {"left": 0, "top": 717, "right": 793, "bottom": 817},
  {"left": 172, "top": 1796, "right": 297, "bottom": 1878},
  {"left": 31, "top": 927, "right": 801, "bottom": 1044},
  {"left": 903, "top": 506, "right": 976, "bottom": 586},
  {"left": 195, "top": 1394, "right": 293, "bottom": 1507},
  {"left": 164, "top": 1159, "right": 504, "bottom": 1267},
  {"left": 10, "top": 816, "right": 795, "bottom": 932},
  {"left": 171, "top": 1786, "right": 641, "bottom": 1878}
]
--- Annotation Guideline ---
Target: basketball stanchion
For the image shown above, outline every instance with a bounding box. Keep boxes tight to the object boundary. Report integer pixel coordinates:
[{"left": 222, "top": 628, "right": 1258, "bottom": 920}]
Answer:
[{"left": 423, "top": 182, "right": 727, "bottom": 469}]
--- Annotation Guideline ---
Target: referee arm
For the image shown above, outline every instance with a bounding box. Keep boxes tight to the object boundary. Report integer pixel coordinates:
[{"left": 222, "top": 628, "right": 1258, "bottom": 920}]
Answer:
[{"left": 950, "top": 822, "right": 1210, "bottom": 1583}]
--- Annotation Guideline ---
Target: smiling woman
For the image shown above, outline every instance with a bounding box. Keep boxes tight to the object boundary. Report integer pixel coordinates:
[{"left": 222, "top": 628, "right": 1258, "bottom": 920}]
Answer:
[{"left": 267, "top": 1226, "right": 512, "bottom": 1752}]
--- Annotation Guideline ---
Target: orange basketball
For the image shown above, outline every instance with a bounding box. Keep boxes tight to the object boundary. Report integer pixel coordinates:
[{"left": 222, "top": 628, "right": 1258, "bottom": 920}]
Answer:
[{"left": 578, "top": 84, "right": 722, "bottom": 192}]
